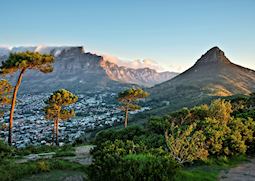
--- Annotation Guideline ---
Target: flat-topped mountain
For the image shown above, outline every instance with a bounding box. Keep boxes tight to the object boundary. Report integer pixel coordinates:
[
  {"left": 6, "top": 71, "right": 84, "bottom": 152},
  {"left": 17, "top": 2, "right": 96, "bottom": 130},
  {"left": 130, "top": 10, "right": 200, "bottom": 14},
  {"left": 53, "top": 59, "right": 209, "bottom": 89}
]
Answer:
[
  {"left": 148, "top": 47, "right": 255, "bottom": 113},
  {"left": 0, "top": 46, "right": 177, "bottom": 93}
]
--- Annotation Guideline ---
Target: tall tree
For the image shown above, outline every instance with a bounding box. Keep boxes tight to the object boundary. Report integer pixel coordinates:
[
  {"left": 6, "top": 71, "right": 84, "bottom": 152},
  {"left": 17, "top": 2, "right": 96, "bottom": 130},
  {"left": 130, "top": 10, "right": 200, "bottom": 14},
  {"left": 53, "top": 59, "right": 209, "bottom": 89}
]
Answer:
[
  {"left": 0, "top": 79, "right": 12, "bottom": 117},
  {"left": 0, "top": 52, "right": 54, "bottom": 145},
  {"left": 117, "top": 88, "right": 149, "bottom": 128},
  {"left": 44, "top": 89, "right": 78, "bottom": 146}
]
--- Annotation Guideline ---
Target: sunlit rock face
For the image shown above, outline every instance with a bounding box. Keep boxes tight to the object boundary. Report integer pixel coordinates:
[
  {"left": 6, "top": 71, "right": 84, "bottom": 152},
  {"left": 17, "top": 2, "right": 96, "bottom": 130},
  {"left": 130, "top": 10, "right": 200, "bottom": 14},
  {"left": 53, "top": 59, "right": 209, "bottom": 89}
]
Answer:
[{"left": 0, "top": 46, "right": 177, "bottom": 93}]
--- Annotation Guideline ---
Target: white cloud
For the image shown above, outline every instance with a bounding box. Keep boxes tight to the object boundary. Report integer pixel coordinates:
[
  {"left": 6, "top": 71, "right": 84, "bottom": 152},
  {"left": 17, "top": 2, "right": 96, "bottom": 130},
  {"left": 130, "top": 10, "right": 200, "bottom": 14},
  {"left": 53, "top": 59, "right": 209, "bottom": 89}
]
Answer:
[{"left": 102, "top": 54, "right": 180, "bottom": 72}]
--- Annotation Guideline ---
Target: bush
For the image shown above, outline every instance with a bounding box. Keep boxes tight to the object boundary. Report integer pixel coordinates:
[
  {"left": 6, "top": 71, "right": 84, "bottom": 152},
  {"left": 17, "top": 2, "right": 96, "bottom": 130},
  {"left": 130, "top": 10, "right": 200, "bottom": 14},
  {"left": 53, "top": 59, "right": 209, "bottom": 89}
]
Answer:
[
  {"left": 165, "top": 122, "right": 208, "bottom": 164},
  {"left": 89, "top": 150, "right": 178, "bottom": 181},
  {"left": 133, "top": 133, "right": 165, "bottom": 149},
  {"left": 94, "top": 125, "right": 145, "bottom": 145},
  {"left": 0, "top": 140, "right": 15, "bottom": 160},
  {"left": 37, "top": 160, "right": 50, "bottom": 172},
  {"left": 200, "top": 117, "right": 255, "bottom": 156},
  {"left": 121, "top": 154, "right": 179, "bottom": 181},
  {"left": 0, "top": 159, "right": 86, "bottom": 181},
  {"left": 88, "top": 139, "right": 146, "bottom": 181}
]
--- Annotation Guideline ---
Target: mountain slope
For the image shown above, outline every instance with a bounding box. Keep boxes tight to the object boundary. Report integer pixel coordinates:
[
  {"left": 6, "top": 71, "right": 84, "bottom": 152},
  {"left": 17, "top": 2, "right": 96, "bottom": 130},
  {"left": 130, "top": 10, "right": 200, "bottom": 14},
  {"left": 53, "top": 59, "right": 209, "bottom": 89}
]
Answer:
[
  {"left": 0, "top": 46, "right": 177, "bottom": 93},
  {"left": 148, "top": 47, "right": 255, "bottom": 113},
  {"left": 101, "top": 60, "right": 177, "bottom": 87}
]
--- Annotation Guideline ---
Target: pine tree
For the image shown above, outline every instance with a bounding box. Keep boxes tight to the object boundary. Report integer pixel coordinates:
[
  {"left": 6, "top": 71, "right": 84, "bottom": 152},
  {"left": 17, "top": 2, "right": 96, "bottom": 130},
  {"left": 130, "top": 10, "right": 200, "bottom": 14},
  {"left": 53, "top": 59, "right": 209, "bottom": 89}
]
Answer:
[
  {"left": 44, "top": 89, "right": 78, "bottom": 146},
  {"left": 0, "top": 51, "right": 54, "bottom": 145},
  {"left": 0, "top": 79, "right": 12, "bottom": 117},
  {"left": 117, "top": 88, "right": 149, "bottom": 128}
]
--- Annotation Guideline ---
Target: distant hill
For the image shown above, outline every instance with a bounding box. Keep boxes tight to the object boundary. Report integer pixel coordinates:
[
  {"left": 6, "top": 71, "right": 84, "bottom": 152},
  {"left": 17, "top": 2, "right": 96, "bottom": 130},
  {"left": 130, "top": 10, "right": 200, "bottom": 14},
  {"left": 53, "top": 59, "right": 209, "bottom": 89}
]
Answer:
[
  {"left": 147, "top": 47, "right": 255, "bottom": 114},
  {"left": 0, "top": 46, "right": 177, "bottom": 93}
]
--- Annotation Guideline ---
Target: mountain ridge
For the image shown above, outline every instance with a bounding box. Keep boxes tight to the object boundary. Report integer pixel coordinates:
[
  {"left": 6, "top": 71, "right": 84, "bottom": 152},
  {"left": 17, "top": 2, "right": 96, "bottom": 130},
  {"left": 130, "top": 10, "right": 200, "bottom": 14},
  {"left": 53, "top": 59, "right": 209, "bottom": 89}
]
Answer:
[
  {"left": 0, "top": 46, "right": 178, "bottom": 93},
  {"left": 147, "top": 46, "right": 255, "bottom": 114}
]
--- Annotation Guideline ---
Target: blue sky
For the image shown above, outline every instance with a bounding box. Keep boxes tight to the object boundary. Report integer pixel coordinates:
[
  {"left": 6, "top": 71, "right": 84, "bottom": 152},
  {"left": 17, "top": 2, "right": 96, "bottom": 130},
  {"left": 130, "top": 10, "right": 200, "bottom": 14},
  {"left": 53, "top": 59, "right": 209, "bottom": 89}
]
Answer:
[{"left": 0, "top": 0, "right": 254, "bottom": 72}]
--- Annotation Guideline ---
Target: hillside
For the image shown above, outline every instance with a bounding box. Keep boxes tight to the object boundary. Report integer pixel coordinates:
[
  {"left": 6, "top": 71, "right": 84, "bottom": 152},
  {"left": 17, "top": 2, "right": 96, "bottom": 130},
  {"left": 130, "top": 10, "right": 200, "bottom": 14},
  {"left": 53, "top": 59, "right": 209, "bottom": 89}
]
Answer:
[
  {"left": 147, "top": 47, "right": 255, "bottom": 114},
  {"left": 0, "top": 46, "right": 177, "bottom": 93},
  {"left": 101, "top": 60, "right": 177, "bottom": 87}
]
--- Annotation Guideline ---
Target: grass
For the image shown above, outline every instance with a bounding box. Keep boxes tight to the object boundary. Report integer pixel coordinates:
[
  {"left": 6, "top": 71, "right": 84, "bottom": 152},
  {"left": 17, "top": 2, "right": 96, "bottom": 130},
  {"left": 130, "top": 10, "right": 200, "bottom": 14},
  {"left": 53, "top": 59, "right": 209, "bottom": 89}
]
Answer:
[
  {"left": 19, "top": 170, "right": 86, "bottom": 181},
  {"left": 0, "top": 159, "right": 88, "bottom": 181},
  {"left": 174, "top": 155, "right": 248, "bottom": 181},
  {"left": 16, "top": 144, "right": 75, "bottom": 156}
]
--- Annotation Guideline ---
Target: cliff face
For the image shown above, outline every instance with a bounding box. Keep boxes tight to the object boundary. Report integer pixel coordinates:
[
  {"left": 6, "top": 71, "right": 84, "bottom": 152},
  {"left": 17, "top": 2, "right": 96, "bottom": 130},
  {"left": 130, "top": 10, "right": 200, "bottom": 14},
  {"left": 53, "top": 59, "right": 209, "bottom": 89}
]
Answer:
[
  {"left": 100, "top": 60, "right": 177, "bottom": 87},
  {"left": 0, "top": 46, "right": 177, "bottom": 93}
]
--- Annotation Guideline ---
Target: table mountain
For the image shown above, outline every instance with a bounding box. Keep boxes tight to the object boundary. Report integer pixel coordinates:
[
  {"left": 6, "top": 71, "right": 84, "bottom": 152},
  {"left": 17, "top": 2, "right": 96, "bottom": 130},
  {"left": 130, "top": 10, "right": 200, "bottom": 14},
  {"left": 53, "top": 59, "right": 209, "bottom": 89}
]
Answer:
[{"left": 0, "top": 46, "right": 177, "bottom": 93}]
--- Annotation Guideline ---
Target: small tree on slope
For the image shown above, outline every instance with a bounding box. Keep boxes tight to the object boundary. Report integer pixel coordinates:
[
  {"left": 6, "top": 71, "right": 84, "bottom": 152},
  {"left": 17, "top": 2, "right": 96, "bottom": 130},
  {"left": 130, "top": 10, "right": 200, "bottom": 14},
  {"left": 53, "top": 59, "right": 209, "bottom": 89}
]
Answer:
[
  {"left": 44, "top": 89, "right": 78, "bottom": 146},
  {"left": 117, "top": 88, "right": 149, "bottom": 128}
]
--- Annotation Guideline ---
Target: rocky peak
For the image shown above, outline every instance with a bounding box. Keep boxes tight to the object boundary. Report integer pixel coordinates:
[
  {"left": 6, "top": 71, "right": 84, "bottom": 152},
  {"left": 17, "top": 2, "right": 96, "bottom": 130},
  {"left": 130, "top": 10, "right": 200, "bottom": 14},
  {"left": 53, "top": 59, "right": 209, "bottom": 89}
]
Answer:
[{"left": 195, "top": 46, "right": 231, "bottom": 65}]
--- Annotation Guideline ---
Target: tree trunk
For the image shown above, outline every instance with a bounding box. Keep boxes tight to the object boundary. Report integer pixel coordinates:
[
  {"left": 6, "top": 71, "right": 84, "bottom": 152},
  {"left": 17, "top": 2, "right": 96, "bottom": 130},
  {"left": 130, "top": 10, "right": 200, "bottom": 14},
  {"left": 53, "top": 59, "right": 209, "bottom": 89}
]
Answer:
[
  {"left": 124, "top": 108, "right": 129, "bottom": 128},
  {"left": 56, "top": 117, "right": 59, "bottom": 146},
  {"left": 8, "top": 68, "right": 26, "bottom": 146},
  {"left": 52, "top": 120, "right": 56, "bottom": 145}
]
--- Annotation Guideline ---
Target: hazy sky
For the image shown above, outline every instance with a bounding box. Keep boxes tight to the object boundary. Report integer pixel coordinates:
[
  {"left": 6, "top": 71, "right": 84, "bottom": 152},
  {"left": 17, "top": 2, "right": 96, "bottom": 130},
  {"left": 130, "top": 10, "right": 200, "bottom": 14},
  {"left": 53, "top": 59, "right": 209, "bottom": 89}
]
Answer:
[{"left": 1, "top": 0, "right": 254, "bottom": 72}]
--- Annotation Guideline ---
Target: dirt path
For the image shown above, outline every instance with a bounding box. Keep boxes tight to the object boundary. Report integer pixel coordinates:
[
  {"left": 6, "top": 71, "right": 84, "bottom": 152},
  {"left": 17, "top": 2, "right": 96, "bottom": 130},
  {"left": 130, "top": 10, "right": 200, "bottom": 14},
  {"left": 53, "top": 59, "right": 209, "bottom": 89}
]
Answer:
[
  {"left": 62, "top": 145, "right": 95, "bottom": 165},
  {"left": 219, "top": 158, "right": 255, "bottom": 181},
  {"left": 16, "top": 145, "right": 95, "bottom": 165}
]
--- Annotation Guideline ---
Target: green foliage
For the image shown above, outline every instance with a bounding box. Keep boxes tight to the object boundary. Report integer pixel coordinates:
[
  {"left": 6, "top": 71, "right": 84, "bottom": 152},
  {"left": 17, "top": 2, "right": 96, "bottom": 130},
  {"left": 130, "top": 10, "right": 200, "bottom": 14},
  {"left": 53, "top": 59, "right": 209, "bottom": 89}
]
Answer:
[
  {"left": 37, "top": 161, "right": 50, "bottom": 172},
  {"left": 117, "top": 88, "right": 150, "bottom": 102},
  {"left": 134, "top": 133, "right": 165, "bottom": 149},
  {"left": 0, "top": 79, "right": 12, "bottom": 117},
  {"left": 0, "top": 51, "right": 54, "bottom": 74},
  {"left": 147, "top": 116, "right": 170, "bottom": 134},
  {"left": 234, "top": 110, "right": 255, "bottom": 120},
  {"left": 165, "top": 122, "right": 208, "bottom": 164},
  {"left": 89, "top": 139, "right": 178, "bottom": 181},
  {"left": 200, "top": 113, "right": 255, "bottom": 156},
  {"left": 15, "top": 144, "right": 75, "bottom": 156},
  {"left": 89, "top": 139, "right": 146, "bottom": 181},
  {"left": 0, "top": 159, "right": 86, "bottom": 181},
  {"left": 44, "top": 89, "right": 78, "bottom": 145},
  {"left": 117, "top": 88, "right": 149, "bottom": 127},
  {"left": 44, "top": 89, "right": 78, "bottom": 121},
  {"left": 88, "top": 95, "right": 255, "bottom": 180},
  {"left": 208, "top": 99, "right": 232, "bottom": 123},
  {"left": 46, "top": 89, "right": 78, "bottom": 107},
  {"left": 94, "top": 125, "right": 145, "bottom": 145},
  {"left": 120, "top": 154, "right": 179, "bottom": 181},
  {"left": 0, "top": 140, "right": 15, "bottom": 160},
  {"left": 174, "top": 155, "right": 248, "bottom": 181}
]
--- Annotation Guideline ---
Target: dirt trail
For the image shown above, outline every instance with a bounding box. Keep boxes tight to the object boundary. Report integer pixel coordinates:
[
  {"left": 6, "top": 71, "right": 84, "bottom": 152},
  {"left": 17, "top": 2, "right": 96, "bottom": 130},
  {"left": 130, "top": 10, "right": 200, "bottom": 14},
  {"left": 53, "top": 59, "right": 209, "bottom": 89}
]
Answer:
[
  {"left": 16, "top": 145, "right": 95, "bottom": 165},
  {"left": 62, "top": 145, "right": 95, "bottom": 165},
  {"left": 219, "top": 158, "right": 255, "bottom": 181}
]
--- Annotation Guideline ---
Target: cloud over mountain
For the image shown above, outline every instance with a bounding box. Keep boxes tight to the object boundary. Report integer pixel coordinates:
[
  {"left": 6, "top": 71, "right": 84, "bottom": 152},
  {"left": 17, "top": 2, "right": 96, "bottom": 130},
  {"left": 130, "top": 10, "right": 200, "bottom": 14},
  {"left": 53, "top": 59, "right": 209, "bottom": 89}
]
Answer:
[{"left": 102, "top": 54, "right": 166, "bottom": 72}]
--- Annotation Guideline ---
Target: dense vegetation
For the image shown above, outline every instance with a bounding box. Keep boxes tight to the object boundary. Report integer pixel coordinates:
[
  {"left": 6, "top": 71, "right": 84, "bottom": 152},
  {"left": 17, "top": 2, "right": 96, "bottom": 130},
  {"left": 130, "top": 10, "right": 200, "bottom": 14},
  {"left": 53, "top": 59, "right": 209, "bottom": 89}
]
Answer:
[
  {"left": 88, "top": 93, "right": 255, "bottom": 180},
  {"left": 0, "top": 140, "right": 87, "bottom": 181},
  {"left": 0, "top": 52, "right": 254, "bottom": 181}
]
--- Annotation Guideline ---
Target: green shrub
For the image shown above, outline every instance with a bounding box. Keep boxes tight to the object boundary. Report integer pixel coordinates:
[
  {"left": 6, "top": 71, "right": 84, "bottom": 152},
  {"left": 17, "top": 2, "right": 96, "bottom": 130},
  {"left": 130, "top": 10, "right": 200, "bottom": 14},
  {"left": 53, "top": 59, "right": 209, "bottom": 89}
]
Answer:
[
  {"left": 94, "top": 125, "right": 145, "bottom": 145},
  {"left": 133, "top": 133, "right": 165, "bottom": 149},
  {"left": 37, "top": 160, "right": 50, "bottom": 172},
  {"left": 121, "top": 154, "right": 179, "bottom": 181},
  {"left": 0, "top": 140, "right": 15, "bottom": 159},
  {"left": 88, "top": 139, "right": 146, "bottom": 181},
  {"left": 0, "top": 159, "right": 86, "bottom": 181}
]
